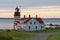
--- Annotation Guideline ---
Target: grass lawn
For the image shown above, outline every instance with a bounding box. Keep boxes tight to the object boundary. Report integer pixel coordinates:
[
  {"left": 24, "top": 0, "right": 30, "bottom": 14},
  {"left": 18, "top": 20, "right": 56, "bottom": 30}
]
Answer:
[
  {"left": 47, "top": 34, "right": 60, "bottom": 40},
  {"left": 0, "top": 30, "right": 35, "bottom": 40},
  {"left": 0, "top": 27, "right": 60, "bottom": 40}
]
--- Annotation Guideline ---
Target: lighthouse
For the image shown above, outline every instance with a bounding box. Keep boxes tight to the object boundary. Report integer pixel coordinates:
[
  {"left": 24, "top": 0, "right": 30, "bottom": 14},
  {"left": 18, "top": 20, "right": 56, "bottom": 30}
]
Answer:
[{"left": 14, "top": 6, "right": 20, "bottom": 30}]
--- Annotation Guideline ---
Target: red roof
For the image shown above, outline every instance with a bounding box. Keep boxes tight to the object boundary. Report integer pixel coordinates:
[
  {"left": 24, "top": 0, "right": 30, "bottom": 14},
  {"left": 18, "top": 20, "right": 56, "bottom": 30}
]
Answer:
[
  {"left": 20, "top": 18, "right": 28, "bottom": 20},
  {"left": 21, "top": 18, "right": 44, "bottom": 24},
  {"left": 24, "top": 18, "right": 32, "bottom": 23},
  {"left": 35, "top": 18, "right": 44, "bottom": 24}
]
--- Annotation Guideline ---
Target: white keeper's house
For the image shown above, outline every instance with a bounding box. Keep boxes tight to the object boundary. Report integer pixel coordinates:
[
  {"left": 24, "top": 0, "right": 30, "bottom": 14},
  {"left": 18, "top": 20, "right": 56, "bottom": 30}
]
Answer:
[
  {"left": 17, "top": 15, "right": 45, "bottom": 31},
  {"left": 14, "top": 7, "right": 45, "bottom": 31}
]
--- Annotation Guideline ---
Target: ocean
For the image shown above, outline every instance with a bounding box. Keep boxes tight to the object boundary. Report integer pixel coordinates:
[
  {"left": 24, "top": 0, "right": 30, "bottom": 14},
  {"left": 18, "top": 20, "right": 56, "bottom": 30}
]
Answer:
[
  {"left": 0, "top": 18, "right": 60, "bottom": 29},
  {"left": 0, "top": 18, "right": 13, "bottom": 29}
]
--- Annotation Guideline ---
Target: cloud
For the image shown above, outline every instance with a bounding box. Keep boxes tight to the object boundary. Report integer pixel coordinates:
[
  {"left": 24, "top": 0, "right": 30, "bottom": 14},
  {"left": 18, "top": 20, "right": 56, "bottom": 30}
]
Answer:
[
  {"left": 0, "top": 6, "right": 60, "bottom": 18},
  {"left": 0, "top": 0, "right": 20, "bottom": 8},
  {"left": 0, "top": 0, "right": 60, "bottom": 8},
  {"left": 21, "top": 0, "right": 60, "bottom": 7},
  {"left": 21, "top": 6, "right": 60, "bottom": 18}
]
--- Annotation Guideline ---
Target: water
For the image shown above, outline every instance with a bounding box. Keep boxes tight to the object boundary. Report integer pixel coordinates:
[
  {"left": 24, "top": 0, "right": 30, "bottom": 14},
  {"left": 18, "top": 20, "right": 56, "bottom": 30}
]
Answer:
[
  {"left": 0, "top": 18, "right": 13, "bottom": 29},
  {"left": 42, "top": 18, "right": 60, "bottom": 28},
  {"left": 42, "top": 18, "right": 60, "bottom": 25},
  {"left": 0, "top": 18, "right": 60, "bottom": 29}
]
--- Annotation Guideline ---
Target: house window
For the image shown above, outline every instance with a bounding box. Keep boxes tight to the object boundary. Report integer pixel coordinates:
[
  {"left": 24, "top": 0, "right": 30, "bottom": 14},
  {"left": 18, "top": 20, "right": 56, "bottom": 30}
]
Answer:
[
  {"left": 41, "top": 26, "right": 43, "bottom": 29},
  {"left": 36, "top": 26, "right": 37, "bottom": 30},
  {"left": 30, "top": 22, "right": 32, "bottom": 24},
  {"left": 34, "top": 22, "right": 36, "bottom": 24},
  {"left": 29, "top": 26, "right": 31, "bottom": 30}
]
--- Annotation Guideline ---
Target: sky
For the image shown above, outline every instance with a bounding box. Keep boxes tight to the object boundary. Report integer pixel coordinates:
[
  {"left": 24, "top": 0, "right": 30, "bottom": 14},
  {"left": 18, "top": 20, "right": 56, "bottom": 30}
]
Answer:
[{"left": 0, "top": 0, "right": 60, "bottom": 18}]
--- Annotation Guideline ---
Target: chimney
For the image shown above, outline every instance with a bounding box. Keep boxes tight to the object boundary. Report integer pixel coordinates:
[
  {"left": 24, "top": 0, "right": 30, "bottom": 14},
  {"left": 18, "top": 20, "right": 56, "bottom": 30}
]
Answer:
[
  {"left": 36, "top": 15, "right": 37, "bottom": 18},
  {"left": 24, "top": 15, "right": 25, "bottom": 18},
  {"left": 29, "top": 15, "right": 31, "bottom": 18}
]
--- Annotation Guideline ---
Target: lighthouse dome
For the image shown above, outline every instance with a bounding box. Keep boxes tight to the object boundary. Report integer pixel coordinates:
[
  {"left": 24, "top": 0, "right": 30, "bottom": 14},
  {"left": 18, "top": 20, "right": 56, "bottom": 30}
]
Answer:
[{"left": 15, "top": 6, "right": 19, "bottom": 11}]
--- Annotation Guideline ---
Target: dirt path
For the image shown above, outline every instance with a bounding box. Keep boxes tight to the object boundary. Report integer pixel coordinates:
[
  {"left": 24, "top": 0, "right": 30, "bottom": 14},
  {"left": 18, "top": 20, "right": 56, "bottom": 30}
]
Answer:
[{"left": 28, "top": 32, "right": 60, "bottom": 40}]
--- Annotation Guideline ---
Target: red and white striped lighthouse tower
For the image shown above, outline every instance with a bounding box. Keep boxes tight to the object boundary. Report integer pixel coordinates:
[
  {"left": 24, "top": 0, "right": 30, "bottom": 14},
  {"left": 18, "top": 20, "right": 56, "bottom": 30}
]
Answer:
[{"left": 14, "top": 6, "right": 20, "bottom": 30}]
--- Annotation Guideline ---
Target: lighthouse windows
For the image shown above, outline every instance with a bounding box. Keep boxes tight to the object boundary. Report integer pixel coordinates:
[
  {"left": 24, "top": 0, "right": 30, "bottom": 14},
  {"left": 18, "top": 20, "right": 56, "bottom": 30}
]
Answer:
[{"left": 14, "top": 12, "right": 20, "bottom": 16}]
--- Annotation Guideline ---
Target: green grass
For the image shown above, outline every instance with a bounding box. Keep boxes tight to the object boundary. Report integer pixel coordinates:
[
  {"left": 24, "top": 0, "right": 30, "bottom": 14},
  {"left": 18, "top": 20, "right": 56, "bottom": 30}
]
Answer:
[
  {"left": 47, "top": 34, "right": 60, "bottom": 40},
  {"left": 0, "top": 30, "right": 35, "bottom": 40},
  {"left": 0, "top": 27, "right": 60, "bottom": 40}
]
